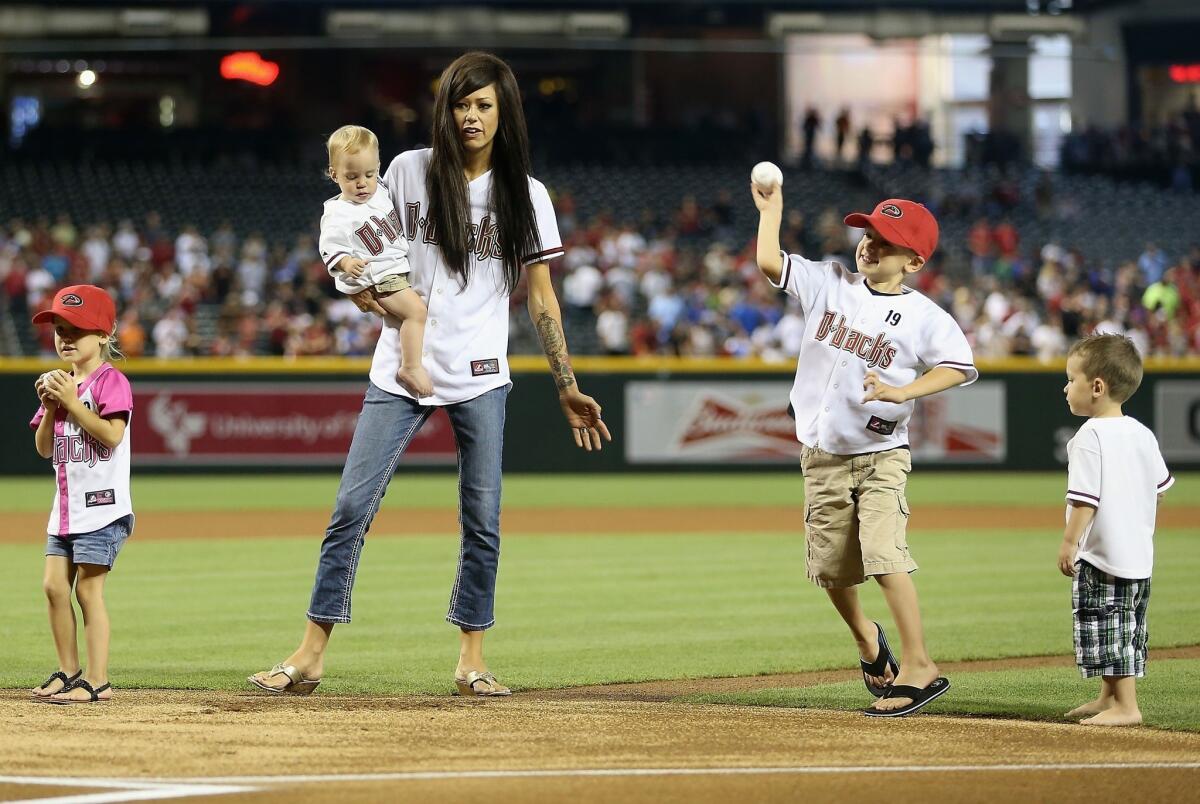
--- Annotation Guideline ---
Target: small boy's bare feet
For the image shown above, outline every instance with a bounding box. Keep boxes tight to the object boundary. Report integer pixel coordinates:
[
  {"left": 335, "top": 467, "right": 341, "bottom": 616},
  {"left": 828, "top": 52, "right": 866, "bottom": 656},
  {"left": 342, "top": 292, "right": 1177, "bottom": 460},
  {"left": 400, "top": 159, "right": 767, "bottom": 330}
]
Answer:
[
  {"left": 1065, "top": 699, "right": 1109, "bottom": 719},
  {"left": 397, "top": 366, "right": 433, "bottom": 398},
  {"left": 1080, "top": 708, "right": 1142, "bottom": 727}
]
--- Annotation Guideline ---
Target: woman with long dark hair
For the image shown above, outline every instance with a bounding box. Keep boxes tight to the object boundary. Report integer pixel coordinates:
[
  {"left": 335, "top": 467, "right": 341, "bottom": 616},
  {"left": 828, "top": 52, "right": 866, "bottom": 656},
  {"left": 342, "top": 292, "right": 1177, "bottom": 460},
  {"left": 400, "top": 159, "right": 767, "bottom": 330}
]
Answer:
[{"left": 250, "top": 52, "right": 609, "bottom": 696}]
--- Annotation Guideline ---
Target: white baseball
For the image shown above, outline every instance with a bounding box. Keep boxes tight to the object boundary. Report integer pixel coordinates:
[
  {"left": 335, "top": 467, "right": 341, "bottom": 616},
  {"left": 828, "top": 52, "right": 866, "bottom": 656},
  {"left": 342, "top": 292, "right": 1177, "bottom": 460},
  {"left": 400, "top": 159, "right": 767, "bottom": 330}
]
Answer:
[{"left": 751, "top": 161, "right": 783, "bottom": 190}]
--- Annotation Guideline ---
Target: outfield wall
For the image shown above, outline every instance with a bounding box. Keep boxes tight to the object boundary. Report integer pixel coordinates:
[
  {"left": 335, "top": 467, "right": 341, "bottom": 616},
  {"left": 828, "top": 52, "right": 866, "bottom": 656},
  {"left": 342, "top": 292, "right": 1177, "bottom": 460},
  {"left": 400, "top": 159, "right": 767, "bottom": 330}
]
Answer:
[{"left": 2, "top": 357, "right": 1198, "bottom": 474}]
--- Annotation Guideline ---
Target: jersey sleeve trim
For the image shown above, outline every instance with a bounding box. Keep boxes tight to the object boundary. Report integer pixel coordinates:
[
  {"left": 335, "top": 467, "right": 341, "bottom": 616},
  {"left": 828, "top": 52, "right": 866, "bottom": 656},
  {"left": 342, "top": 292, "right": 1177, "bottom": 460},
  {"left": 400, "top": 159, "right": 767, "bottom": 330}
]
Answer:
[
  {"left": 522, "top": 246, "right": 566, "bottom": 266},
  {"left": 1066, "top": 490, "right": 1100, "bottom": 505},
  {"left": 767, "top": 251, "right": 792, "bottom": 290},
  {"left": 1158, "top": 475, "right": 1175, "bottom": 492},
  {"left": 324, "top": 251, "right": 350, "bottom": 270},
  {"left": 937, "top": 360, "right": 979, "bottom": 385}
]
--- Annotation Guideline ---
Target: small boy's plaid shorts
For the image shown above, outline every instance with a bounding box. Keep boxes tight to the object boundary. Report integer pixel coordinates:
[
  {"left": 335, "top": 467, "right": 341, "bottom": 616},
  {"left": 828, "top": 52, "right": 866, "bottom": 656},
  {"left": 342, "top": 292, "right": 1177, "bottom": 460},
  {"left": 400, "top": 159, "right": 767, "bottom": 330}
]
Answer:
[{"left": 1072, "top": 560, "right": 1151, "bottom": 678}]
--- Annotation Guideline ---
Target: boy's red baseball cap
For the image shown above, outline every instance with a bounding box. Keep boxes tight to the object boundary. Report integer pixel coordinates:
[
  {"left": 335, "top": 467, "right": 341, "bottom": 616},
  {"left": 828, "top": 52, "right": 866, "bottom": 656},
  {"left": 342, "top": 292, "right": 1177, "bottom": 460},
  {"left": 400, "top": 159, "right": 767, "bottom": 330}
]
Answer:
[
  {"left": 32, "top": 285, "right": 117, "bottom": 333},
  {"left": 844, "top": 199, "right": 939, "bottom": 261}
]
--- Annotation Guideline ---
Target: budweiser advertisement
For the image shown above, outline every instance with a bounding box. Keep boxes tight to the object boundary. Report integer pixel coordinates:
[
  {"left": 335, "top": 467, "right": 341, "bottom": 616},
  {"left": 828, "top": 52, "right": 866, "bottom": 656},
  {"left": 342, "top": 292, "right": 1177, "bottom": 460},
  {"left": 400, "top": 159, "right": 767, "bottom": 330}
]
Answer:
[
  {"left": 625, "top": 381, "right": 1005, "bottom": 464},
  {"left": 131, "top": 382, "right": 456, "bottom": 466}
]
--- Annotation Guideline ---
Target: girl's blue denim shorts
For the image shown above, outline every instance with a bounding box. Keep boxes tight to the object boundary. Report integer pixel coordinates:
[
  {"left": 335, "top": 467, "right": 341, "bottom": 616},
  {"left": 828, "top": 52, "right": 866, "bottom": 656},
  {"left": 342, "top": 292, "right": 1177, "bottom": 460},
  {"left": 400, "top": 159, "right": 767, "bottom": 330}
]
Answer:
[{"left": 45, "top": 514, "right": 134, "bottom": 569}]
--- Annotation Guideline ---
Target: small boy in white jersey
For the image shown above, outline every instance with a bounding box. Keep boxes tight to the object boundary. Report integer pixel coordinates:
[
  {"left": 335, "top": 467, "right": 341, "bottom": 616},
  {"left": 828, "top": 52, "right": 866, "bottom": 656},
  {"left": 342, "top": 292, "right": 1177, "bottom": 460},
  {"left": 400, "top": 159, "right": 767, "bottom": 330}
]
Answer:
[
  {"left": 1059, "top": 334, "right": 1173, "bottom": 726},
  {"left": 29, "top": 285, "right": 134, "bottom": 704},
  {"left": 752, "top": 180, "right": 977, "bottom": 717},
  {"left": 320, "top": 124, "right": 432, "bottom": 398}
]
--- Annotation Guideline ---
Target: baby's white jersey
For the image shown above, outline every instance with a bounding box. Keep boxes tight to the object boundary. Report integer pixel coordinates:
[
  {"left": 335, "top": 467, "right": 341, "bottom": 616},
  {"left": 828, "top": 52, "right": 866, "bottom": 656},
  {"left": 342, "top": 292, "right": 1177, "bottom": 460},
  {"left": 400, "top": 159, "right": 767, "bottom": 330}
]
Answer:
[
  {"left": 319, "top": 185, "right": 411, "bottom": 294},
  {"left": 770, "top": 253, "right": 977, "bottom": 454},
  {"left": 30, "top": 363, "right": 134, "bottom": 536},
  {"left": 376, "top": 148, "right": 564, "bottom": 405},
  {"left": 1066, "top": 415, "right": 1173, "bottom": 579}
]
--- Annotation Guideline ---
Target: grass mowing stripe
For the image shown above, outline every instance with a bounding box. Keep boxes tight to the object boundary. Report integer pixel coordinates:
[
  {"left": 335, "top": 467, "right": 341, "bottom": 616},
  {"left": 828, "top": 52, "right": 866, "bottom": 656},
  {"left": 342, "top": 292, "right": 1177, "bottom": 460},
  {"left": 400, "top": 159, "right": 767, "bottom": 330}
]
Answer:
[
  {"left": 1, "top": 527, "right": 1195, "bottom": 694},
  {"left": 1, "top": 473, "right": 1196, "bottom": 512},
  {"left": 684, "top": 659, "right": 1200, "bottom": 733}
]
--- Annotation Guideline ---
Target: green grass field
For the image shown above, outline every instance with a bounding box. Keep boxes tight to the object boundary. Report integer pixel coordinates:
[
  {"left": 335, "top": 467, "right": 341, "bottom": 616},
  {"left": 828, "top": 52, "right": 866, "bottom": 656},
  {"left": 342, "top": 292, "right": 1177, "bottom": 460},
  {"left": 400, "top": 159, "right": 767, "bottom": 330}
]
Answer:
[{"left": 2, "top": 473, "right": 1196, "bottom": 729}]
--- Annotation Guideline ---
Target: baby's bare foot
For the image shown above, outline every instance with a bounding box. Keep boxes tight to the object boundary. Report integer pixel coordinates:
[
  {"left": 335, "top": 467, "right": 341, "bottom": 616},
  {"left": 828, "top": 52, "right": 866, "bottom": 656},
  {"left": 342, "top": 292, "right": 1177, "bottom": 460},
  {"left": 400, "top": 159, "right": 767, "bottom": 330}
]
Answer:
[{"left": 397, "top": 366, "right": 433, "bottom": 398}]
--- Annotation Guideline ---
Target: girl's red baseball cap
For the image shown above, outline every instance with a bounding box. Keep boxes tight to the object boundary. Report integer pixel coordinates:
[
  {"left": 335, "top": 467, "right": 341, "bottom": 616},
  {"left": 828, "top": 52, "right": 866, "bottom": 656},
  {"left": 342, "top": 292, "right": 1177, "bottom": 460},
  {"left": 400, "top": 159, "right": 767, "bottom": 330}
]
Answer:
[
  {"left": 844, "top": 199, "right": 939, "bottom": 261},
  {"left": 32, "top": 285, "right": 117, "bottom": 333}
]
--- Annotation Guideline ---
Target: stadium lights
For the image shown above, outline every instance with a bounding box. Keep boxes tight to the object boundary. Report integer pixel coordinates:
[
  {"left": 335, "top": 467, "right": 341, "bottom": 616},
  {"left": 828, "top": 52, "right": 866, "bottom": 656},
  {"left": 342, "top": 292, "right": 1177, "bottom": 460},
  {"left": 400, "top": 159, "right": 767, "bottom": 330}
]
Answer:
[
  {"left": 76, "top": 69, "right": 97, "bottom": 88},
  {"left": 220, "top": 52, "right": 279, "bottom": 87}
]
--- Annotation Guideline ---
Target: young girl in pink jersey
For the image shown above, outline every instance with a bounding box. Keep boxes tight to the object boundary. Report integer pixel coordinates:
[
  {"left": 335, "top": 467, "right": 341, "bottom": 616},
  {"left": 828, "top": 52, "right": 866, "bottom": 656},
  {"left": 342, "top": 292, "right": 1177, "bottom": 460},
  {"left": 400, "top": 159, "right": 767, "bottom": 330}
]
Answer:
[{"left": 29, "top": 285, "right": 134, "bottom": 705}]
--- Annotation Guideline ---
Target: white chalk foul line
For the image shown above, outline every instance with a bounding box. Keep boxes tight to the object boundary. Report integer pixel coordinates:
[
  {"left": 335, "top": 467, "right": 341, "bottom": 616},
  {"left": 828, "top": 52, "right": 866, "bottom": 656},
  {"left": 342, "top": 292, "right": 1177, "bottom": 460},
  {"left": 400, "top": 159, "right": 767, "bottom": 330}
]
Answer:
[{"left": 0, "top": 777, "right": 257, "bottom": 804}]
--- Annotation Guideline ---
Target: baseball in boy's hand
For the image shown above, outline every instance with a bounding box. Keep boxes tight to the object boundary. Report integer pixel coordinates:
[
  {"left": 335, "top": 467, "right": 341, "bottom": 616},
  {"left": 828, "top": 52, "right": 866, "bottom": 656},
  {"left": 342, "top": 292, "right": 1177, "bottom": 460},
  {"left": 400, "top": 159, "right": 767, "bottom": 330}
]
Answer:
[{"left": 751, "top": 161, "right": 783, "bottom": 191}]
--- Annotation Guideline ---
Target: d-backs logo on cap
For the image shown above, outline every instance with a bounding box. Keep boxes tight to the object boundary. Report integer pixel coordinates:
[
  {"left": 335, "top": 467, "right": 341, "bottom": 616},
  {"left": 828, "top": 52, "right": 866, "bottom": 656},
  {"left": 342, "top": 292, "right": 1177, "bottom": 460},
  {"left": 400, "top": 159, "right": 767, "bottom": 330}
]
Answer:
[
  {"left": 880, "top": 204, "right": 903, "bottom": 219},
  {"left": 61, "top": 293, "right": 84, "bottom": 306}
]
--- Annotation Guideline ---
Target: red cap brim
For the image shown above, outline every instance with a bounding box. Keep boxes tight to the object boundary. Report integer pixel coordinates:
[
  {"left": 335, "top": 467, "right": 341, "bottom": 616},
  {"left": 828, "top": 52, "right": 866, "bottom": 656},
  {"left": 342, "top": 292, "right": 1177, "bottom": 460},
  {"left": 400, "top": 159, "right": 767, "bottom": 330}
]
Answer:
[
  {"left": 31, "top": 307, "right": 109, "bottom": 331},
  {"left": 842, "top": 211, "right": 924, "bottom": 258}
]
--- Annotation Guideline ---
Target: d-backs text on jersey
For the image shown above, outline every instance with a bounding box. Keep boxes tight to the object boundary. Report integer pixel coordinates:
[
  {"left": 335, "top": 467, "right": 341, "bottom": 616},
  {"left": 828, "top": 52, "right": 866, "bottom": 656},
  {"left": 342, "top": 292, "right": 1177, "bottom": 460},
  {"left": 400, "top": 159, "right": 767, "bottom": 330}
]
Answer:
[
  {"left": 53, "top": 431, "right": 115, "bottom": 468},
  {"left": 403, "top": 202, "right": 503, "bottom": 260},
  {"left": 814, "top": 309, "right": 897, "bottom": 369}
]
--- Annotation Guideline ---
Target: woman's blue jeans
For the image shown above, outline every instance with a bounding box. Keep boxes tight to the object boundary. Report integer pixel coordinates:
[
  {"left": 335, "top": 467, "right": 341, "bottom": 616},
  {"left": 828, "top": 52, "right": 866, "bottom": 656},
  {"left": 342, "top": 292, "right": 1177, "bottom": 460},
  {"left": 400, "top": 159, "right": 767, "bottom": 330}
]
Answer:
[{"left": 306, "top": 382, "right": 508, "bottom": 630}]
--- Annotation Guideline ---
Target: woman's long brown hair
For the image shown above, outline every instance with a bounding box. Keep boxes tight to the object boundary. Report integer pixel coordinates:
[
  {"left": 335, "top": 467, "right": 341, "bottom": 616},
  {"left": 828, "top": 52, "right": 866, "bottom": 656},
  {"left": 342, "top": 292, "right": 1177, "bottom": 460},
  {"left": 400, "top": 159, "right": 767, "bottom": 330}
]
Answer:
[{"left": 427, "top": 52, "right": 540, "bottom": 294}]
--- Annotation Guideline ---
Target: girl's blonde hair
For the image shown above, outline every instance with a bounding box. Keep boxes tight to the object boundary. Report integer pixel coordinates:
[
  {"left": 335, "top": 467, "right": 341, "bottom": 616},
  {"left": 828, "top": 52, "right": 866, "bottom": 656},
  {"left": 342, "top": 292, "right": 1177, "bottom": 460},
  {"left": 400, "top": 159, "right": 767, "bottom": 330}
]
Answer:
[
  {"left": 103, "top": 324, "right": 124, "bottom": 361},
  {"left": 326, "top": 125, "right": 379, "bottom": 166}
]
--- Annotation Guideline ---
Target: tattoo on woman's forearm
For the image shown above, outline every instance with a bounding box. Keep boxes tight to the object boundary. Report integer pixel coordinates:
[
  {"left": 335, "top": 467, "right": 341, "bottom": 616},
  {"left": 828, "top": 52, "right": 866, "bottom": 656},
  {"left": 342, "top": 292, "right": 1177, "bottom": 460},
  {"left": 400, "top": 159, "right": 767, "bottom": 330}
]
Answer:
[{"left": 536, "top": 309, "right": 576, "bottom": 389}]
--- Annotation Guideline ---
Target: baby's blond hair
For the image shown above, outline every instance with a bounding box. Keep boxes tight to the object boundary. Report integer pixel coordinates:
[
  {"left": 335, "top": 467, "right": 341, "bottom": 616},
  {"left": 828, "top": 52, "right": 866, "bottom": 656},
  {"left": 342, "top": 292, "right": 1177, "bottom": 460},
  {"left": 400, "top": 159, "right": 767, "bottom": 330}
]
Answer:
[{"left": 326, "top": 125, "right": 379, "bottom": 167}]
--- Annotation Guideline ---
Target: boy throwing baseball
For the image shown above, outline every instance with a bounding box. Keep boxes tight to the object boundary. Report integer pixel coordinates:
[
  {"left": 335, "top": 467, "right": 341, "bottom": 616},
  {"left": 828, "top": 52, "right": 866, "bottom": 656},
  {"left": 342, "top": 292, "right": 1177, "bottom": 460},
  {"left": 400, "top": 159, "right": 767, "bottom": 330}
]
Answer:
[
  {"left": 752, "top": 174, "right": 976, "bottom": 716},
  {"left": 1060, "top": 334, "right": 1172, "bottom": 726}
]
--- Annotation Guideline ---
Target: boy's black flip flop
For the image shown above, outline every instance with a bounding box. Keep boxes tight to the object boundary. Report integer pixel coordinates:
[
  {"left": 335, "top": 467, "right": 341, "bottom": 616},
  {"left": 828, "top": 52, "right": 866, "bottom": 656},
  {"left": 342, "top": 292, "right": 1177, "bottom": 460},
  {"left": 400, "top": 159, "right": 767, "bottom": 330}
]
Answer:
[
  {"left": 863, "top": 677, "right": 951, "bottom": 717},
  {"left": 860, "top": 621, "right": 900, "bottom": 697}
]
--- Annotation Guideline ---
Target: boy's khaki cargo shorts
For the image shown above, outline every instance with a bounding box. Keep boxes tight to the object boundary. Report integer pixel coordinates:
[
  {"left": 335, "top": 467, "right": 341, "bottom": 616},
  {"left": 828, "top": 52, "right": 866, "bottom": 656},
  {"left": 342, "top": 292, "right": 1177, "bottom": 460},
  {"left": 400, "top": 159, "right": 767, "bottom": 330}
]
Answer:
[
  {"left": 800, "top": 445, "right": 917, "bottom": 588},
  {"left": 374, "top": 274, "right": 412, "bottom": 294}
]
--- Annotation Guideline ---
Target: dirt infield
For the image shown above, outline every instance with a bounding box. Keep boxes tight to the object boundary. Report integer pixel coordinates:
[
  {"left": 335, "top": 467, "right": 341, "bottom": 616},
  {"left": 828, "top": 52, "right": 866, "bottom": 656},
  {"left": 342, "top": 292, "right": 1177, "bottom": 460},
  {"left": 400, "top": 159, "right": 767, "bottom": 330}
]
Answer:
[
  {"left": 4, "top": 508, "right": 1198, "bottom": 802},
  {"left": 3, "top": 658, "right": 1200, "bottom": 803},
  {"left": 5, "top": 504, "right": 1199, "bottom": 542}
]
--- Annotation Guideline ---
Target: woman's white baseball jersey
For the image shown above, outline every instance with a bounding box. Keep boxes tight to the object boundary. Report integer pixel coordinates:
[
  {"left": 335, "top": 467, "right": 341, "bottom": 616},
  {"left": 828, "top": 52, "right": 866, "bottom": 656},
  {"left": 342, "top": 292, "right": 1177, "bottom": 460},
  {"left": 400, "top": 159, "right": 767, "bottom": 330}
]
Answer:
[
  {"left": 1066, "top": 415, "right": 1174, "bottom": 579},
  {"left": 318, "top": 186, "right": 411, "bottom": 295},
  {"left": 375, "top": 148, "right": 564, "bottom": 405},
  {"left": 29, "top": 363, "right": 134, "bottom": 536},
  {"left": 771, "top": 253, "right": 977, "bottom": 454}
]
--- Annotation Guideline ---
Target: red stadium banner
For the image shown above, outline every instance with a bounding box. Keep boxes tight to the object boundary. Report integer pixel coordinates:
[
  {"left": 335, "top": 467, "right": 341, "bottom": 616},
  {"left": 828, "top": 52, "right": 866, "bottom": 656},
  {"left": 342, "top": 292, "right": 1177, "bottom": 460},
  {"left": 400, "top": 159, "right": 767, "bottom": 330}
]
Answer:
[{"left": 131, "top": 382, "right": 456, "bottom": 466}]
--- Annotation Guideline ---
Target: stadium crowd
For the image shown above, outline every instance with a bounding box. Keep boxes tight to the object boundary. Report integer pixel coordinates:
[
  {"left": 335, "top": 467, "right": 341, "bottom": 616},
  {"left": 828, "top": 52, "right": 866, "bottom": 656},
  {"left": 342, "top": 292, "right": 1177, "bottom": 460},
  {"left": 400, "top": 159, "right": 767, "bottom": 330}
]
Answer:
[
  {"left": 2, "top": 190, "right": 1198, "bottom": 362},
  {"left": 1060, "top": 104, "right": 1200, "bottom": 192}
]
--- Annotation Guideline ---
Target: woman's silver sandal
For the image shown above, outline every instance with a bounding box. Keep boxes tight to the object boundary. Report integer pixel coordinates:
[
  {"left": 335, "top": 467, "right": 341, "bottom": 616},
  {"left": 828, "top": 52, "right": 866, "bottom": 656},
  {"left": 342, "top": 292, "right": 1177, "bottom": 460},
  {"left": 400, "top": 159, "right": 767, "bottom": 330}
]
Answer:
[
  {"left": 454, "top": 670, "right": 511, "bottom": 697},
  {"left": 247, "top": 663, "right": 321, "bottom": 695}
]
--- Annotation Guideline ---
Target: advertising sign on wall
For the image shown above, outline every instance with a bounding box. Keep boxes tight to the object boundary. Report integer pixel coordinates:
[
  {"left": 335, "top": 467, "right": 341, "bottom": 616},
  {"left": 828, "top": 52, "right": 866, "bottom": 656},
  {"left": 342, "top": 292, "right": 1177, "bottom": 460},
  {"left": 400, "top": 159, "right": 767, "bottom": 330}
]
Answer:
[
  {"left": 131, "top": 383, "right": 456, "bottom": 466},
  {"left": 625, "top": 381, "right": 1006, "bottom": 464},
  {"left": 1154, "top": 380, "right": 1200, "bottom": 461}
]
